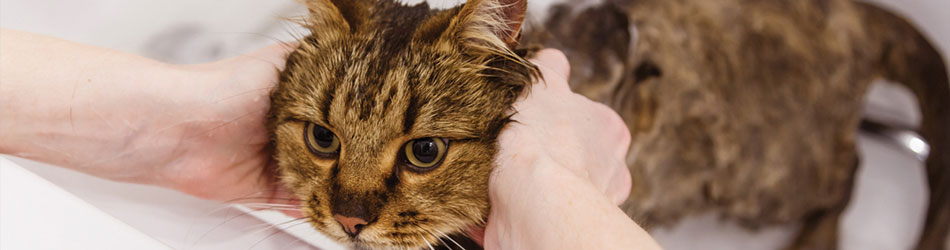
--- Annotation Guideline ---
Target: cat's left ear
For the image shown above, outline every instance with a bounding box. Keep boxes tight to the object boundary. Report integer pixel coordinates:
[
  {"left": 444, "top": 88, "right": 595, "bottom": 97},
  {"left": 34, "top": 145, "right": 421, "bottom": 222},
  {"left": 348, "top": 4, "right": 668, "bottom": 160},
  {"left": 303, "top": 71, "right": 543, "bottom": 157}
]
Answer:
[
  {"left": 439, "top": 0, "right": 528, "bottom": 51},
  {"left": 300, "top": 0, "right": 372, "bottom": 35}
]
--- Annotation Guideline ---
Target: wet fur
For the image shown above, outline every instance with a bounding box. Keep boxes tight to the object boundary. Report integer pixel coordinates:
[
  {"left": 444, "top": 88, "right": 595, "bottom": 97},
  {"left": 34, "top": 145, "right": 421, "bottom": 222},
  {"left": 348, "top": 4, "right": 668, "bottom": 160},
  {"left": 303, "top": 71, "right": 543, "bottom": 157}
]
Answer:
[
  {"left": 267, "top": 0, "right": 533, "bottom": 249},
  {"left": 523, "top": 0, "right": 949, "bottom": 249},
  {"left": 267, "top": 0, "right": 950, "bottom": 249}
]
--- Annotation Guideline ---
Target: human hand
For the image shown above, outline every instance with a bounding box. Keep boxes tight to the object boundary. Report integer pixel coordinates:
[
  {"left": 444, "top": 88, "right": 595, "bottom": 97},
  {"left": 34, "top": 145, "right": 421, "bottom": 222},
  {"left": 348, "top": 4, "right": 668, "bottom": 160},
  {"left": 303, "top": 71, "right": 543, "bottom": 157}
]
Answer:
[
  {"left": 496, "top": 49, "right": 632, "bottom": 203},
  {"left": 0, "top": 29, "right": 303, "bottom": 211},
  {"left": 151, "top": 43, "right": 302, "bottom": 212},
  {"left": 468, "top": 49, "right": 635, "bottom": 248}
]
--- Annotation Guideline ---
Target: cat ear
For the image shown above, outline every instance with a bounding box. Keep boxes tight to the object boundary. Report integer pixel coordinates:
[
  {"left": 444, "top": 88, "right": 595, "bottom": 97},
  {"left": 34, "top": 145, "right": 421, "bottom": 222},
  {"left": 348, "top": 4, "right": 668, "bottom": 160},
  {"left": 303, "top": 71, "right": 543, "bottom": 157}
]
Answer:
[
  {"left": 440, "top": 0, "right": 528, "bottom": 51},
  {"left": 300, "top": 0, "right": 371, "bottom": 34}
]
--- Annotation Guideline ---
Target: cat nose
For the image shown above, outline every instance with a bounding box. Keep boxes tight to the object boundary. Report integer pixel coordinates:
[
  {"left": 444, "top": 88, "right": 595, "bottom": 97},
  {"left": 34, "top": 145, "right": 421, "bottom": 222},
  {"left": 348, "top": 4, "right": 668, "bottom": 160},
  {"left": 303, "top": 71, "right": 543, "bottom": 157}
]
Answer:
[{"left": 333, "top": 214, "right": 369, "bottom": 237}]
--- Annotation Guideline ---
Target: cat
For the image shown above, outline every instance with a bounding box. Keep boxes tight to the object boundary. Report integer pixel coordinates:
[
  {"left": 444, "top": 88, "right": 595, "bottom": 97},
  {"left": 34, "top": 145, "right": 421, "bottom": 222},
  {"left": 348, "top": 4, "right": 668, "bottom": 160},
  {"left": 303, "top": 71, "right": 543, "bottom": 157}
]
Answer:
[
  {"left": 267, "top": 0, "right": 534, "bottom": 249},
  {"left": 266, "top": 0, "right": 950, "bottom": 249}
]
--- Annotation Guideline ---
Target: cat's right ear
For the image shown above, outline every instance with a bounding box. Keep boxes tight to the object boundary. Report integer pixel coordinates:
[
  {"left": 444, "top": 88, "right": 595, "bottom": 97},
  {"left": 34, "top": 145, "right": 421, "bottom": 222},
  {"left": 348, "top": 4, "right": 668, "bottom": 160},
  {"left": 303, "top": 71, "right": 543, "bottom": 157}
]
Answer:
[
  {"left": 431, "top": 0, "right": 528, "bottom": 53},
  {"left": 300, "top": 0, "right": 371, "bottom": 36}
]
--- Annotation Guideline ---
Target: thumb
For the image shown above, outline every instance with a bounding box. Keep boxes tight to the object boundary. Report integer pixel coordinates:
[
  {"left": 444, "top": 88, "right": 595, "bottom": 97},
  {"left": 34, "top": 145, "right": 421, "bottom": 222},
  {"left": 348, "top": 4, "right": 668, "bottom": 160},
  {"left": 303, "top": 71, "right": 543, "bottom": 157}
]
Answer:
[{"left": 528, "top": 49, "right": 571, "bottom": 91}]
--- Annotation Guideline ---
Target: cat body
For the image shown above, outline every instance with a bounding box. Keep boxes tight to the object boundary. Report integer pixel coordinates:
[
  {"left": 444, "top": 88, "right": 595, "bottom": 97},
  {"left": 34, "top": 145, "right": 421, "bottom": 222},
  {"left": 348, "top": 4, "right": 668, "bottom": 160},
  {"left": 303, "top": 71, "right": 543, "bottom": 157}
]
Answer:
[
  {"left": 267, "top": 0, "right": 950, "bottom": 249},
  {"left": 521, "top": 1, "right": 949, "bottom": 249}
]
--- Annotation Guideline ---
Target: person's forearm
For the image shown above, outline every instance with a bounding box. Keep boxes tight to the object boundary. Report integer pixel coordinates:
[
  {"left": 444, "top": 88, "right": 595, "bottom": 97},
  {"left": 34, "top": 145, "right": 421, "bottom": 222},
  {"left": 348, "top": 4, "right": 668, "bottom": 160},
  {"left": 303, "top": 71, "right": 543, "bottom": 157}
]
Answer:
[
  {"left": 0, "top": 29, "right": 211, "bottom": 184},
  {"left": 489, "top": 156, "right": 662, "bottom": 250}
]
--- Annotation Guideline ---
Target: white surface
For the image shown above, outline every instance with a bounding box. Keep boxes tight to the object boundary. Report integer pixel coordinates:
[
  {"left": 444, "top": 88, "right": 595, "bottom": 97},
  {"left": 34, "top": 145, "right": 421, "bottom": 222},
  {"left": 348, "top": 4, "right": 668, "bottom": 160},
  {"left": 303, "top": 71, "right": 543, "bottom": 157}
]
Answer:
[
  {"left": 0, "top": 0, "right": 307, "bottom": 64},
  {"left": 1, "top": 158, "right": 170, "bottom": 250},
  {"left": 237, "top": 205, "right": 344, "bottom": 250},
  {"left": 2, "top": 155, "right": 332, "bottom": 250},
  {"left": 0, "top": 0, "right": 947, "bottom": 249}
]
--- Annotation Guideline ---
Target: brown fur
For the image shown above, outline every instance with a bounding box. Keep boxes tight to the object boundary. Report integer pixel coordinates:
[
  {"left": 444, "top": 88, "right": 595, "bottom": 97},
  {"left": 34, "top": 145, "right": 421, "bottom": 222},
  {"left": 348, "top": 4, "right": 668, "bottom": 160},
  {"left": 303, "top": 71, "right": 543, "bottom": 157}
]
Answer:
[
  {"left": 267, "top": 0, "right": 534, "bottom": 249},
  {"left": 268, "top": 0, "right": 949, "bottom": 249},
  {"left": 523, "top": 0, "right": 949, "bottom": 249}
]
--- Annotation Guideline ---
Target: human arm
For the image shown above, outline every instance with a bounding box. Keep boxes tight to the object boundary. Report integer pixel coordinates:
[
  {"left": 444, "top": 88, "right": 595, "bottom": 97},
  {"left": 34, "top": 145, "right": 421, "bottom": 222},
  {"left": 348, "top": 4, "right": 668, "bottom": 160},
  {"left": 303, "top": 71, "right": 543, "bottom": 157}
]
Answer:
[{"left": 0, "top": 28, "right": 296, "bottom": 203}]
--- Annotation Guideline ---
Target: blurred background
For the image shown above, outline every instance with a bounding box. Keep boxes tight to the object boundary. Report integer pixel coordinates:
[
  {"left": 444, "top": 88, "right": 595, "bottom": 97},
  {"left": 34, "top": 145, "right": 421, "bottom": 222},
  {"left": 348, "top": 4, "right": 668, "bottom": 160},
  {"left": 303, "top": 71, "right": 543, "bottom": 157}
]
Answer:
[{"left": 1, "top": 0, "right": 947, "bottom": 249}]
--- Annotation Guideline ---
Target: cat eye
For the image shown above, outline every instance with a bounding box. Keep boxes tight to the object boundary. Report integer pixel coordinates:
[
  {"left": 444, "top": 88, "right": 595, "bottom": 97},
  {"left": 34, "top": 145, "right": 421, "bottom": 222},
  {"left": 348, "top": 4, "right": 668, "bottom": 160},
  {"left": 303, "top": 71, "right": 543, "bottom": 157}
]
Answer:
[
  {"left": 404, "top": 138, "right": 448, "bottom": 169},
  {"left": 304, "top": 123, "right": 340, "bottom": 156}
]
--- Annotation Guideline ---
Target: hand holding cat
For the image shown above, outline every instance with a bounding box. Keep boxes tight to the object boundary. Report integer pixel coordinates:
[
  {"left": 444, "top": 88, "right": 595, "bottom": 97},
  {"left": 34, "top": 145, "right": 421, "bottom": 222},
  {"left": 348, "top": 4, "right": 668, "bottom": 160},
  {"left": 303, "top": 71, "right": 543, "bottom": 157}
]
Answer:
[
  {"left": 496, "top": 49, "right": 633, "bottom": 205},
  {"left": 0, "top": 29, "right": 299, "bottom": 211},
  {"left": 472, "top": 49, "right": 660, "bottom": 250}
]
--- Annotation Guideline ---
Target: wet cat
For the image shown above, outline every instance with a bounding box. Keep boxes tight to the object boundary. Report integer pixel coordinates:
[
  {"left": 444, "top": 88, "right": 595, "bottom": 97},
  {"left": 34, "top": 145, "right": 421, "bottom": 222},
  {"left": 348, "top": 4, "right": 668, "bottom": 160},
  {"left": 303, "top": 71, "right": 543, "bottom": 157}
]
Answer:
[
  {"left": 266, "top": 0, "right": 949, "bottom": 249},
  {"left": 267, "top": 0, "right": 534, "bottom": 249},
  {"left": 520, "top": 1, "right": 949, "bottom": 249}
]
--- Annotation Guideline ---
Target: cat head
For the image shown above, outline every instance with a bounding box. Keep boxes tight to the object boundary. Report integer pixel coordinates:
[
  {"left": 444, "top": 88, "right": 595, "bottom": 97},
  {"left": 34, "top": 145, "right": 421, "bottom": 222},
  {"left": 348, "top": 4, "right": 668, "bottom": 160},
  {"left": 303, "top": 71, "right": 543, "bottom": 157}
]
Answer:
[{"left": 267, "top": 0, "right": 536, "bottom": 248}]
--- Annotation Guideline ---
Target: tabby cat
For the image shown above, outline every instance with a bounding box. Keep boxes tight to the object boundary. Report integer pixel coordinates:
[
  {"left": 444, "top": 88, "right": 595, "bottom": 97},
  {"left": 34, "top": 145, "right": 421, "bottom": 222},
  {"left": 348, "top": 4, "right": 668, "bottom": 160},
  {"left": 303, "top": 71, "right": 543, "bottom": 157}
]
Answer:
[{"left": 266, "top": 0, "right": 950, "bottom": 249}]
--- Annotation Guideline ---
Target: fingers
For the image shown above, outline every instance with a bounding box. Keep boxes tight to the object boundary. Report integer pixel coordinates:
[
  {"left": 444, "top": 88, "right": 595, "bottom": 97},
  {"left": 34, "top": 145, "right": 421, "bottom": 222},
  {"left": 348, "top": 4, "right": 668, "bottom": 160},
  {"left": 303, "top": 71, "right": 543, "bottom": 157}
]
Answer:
[
  {"left": 527, "top": 49, "right": 571, "bottom": 91},
  {"left": 597, "top": 102, "right": 632, "bottom": 160},
  {"left": 528, "top": 49, "right": 570, "bottom": 78},
  {"left": 518, "top": 48, "right": 633, "bottom": 202},
  {"left": 609, "top": 158, "right": 633, "bottom": 205},
  {"left": 511, "top": 49, "right": 571, "bottom": 113},
  {"left": 595, "top": 103, "right": 633, "bottom": 205}
]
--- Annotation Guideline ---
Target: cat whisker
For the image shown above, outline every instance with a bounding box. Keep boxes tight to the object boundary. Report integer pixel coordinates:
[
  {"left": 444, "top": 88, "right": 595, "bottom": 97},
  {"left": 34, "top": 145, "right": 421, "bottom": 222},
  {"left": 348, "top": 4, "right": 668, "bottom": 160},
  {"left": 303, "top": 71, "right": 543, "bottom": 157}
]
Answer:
[
  {"left": 421, "top": 233, "right": 436, "bottom": 250},
  {"left": 188, "top": 206, "right": 258, "bottom": 247},
  {"left": 436, "top": 229, "right": 465, "bottom": 250},
  {"left": 200, "top": 199, "right": 297, "bottom": 218},
  {"left": 239, "top": 202, "right": 300, "bottom": 208},
  {"left": 204, "top": 203, "right": 248, "bottom": 216},
  {"left": 277, "top": 21, "right": 305, "bottom": 43},
  {"left": 245, "top": 219, "right": 310, "bottom": 250},
  {"left": 424, "top": 228, "right": 452, "bottom": 250},
  {"left": 222, "top": 196, "right": 304, "bottom": 204},
  {"left": 236, "top": 202, "right": 302, "bottom": 213},
  {"left": 242, "top": 206, "right": 302, "bottom": 211},
  {"left": 189, "top": 205, "right": 304, "bottom": 247},
  {"left": 212, "top": 87, "right": 274, "bottom": 104},
  {"left": 282, "top": 24, "right": 307, "bottom": 42},
  {"left": 185, "top": 109, "right": 266, "bottom": 139},
  {"left": 278, "top": 236, "right": 305, "bottom": 250},
  {"left": 210, "top": 31, "right": 287, "bottom": 46},
  {"left": 247, "top": 230, "right": 284, "bottom": 250},
  {"left": 243, "top": 217, "right": 309, "bottom": 237}
]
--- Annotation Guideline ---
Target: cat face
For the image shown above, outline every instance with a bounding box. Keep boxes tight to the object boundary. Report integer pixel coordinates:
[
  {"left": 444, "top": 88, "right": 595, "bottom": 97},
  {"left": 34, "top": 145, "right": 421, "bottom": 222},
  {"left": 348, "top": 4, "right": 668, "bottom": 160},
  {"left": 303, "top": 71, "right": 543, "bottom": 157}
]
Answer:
[{"left": 267, "top": 0, "right": 534, "bottom": 249}]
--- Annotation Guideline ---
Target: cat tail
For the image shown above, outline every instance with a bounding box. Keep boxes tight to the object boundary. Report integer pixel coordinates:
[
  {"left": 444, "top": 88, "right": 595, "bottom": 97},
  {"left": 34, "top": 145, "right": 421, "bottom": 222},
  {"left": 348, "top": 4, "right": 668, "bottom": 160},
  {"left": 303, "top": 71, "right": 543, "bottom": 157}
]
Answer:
[{"left": 858, "top": 3, "right": 950, "bottom": 250}]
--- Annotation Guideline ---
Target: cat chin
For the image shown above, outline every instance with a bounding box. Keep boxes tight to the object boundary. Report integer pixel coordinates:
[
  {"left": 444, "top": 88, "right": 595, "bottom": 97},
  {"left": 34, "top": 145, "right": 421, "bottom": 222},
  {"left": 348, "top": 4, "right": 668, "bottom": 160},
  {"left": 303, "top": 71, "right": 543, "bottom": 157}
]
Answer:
[
  {"left": 348, "top": 243, "right": 378, "bottom": 250},
  {"left": 347, "top": 240, "right": 421, "bottom": 250},
  {"left": 347, "top": 242, "right": 372, "bottom": 250},
  {"left": 323, "top": 231, "right": 420, "bottom": 250}
]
